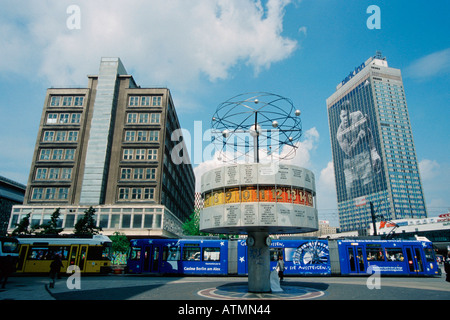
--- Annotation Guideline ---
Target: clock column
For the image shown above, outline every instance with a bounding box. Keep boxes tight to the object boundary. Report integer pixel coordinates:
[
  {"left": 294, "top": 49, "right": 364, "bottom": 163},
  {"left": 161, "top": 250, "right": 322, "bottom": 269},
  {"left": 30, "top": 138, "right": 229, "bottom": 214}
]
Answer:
[{"left": 247, "top": 231, "right": 271, "bottom": 293}]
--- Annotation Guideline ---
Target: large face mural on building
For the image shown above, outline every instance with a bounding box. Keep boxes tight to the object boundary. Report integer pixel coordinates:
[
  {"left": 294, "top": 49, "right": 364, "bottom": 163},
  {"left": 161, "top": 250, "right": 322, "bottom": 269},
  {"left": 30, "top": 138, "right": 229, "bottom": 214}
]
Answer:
[{"left": 328, "top": 80, "right": 387, "bottom": 202}]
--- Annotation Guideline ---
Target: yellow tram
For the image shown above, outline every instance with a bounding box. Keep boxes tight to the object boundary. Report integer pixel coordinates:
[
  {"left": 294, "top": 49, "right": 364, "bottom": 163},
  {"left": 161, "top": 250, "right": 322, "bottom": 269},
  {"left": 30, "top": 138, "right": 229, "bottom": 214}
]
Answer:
[{"left": 16, "top": 235, "right": 112, "bottom": 274}]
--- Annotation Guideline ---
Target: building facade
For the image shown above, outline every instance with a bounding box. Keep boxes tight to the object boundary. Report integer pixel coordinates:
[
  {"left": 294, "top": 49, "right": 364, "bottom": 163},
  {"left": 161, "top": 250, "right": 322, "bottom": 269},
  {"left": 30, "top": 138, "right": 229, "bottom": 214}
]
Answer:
[
  {"left": 8, "top": 57, "right": 195, "bottom": 238},
  {"left": 327, "top": 52, "right": 427, "bottom": 232},
  {"left": 0, "top": 176, "right": 26, "bottom": 236}
]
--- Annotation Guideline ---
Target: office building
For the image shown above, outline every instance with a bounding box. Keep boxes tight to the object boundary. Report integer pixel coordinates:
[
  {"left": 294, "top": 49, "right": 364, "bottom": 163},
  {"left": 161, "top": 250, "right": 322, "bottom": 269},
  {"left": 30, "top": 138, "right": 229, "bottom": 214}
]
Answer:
[
  {"left": 0, "top": 176, "right": 26, "bottom": 236},
  {"left": 8, "top": 57, "right": 195, "bottom": 238},
  {"left": 326, "top": 52, "right": 427, "bottom": 232}
]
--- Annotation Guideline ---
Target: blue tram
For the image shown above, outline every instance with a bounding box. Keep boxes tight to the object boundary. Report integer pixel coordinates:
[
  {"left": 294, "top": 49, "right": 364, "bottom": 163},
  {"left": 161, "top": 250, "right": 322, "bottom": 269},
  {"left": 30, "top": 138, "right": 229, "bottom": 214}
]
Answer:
[
  {"left": 127, "top": 238, "right": 228, "bottom": 275},
  {"left": 126, "top": 238, "right": 440, "bottom": 277},
  {"left": 335, "top": 239, "right": 439, "bottom": 276}
]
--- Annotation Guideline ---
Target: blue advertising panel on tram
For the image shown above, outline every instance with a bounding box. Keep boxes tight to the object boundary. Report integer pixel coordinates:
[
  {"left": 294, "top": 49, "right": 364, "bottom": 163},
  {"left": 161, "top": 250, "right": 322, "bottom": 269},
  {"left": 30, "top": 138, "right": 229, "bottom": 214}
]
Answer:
[
  {"left": 237, "top": 239, "right": 331, "bottom": 276},
  {"left": 128, "top": 239, "right": 228, "bottom": 275}
]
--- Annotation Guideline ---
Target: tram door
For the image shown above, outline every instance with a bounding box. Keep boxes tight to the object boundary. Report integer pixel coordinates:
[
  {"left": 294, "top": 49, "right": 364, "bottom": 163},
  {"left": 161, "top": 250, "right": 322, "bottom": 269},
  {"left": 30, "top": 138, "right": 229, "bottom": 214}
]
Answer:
[
  {"left": 143, "top": 245, "right": 160, "bottom": 272},
  {"left": 404, "top": 246, "right": 424, "bottom": 275},
  {"left": 346, "top": 245, "right": 366, "bottom": 274}
]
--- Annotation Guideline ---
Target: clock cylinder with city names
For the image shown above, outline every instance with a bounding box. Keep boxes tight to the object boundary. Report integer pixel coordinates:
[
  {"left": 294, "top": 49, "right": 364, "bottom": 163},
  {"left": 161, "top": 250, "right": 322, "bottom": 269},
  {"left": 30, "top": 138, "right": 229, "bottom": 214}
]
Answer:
[{"left": 199, "top": 163, "right": 319, "bottom": 234}]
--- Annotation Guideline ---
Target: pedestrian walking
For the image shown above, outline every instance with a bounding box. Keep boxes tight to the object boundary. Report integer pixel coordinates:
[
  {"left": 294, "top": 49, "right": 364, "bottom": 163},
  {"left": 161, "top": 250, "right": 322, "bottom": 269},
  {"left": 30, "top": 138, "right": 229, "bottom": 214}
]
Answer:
[
  {"left": 444, "top": 253, "right": 450, "bottom": 283},
  {"left": 49, "top": 254, "right": 63, "bottom": 288},
  {"left": 276, "top": 255, "right": 285, "bottom": 281}
]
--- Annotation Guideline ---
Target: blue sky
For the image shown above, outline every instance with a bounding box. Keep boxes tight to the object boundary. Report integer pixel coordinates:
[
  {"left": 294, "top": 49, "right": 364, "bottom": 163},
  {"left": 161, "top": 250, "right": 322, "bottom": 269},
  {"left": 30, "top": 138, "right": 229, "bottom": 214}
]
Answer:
[{"left": 0, "top": 1, "right": 449, "bottom": 226}]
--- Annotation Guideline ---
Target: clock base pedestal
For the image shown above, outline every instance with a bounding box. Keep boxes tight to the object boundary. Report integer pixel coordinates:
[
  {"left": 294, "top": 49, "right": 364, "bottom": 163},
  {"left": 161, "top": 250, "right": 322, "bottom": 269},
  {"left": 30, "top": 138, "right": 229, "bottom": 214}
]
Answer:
[{"left": 247, "top": 231, "right": 271, "bottom": 293}]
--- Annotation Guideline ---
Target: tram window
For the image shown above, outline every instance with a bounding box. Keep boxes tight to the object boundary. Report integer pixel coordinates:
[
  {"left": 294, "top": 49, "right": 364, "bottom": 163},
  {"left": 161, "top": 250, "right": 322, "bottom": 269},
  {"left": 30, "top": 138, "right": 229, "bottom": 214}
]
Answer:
[
  {"left": 270, "top": 248, "right": 283, "bottom": 261},
  {"left": 130, "top": 247, "right": 141, "bottom": 260},
  {"left": 366, "top": 245, "right": 385, "bottom": 261},
  {"left": 203, "top": 248, "right": 220, "bottom": 261},
  {"left": 164, "top": 246, "right": 180, "bottom": 261},
  {"left": 87, "top": 246, "right": 110, "bottom": 260},
  {"left": 28, "top": 246, "right": 69, "bottom": 260},
  {"left": 424, "top": 248, "right": 435, "bottom": 262},
  {"left": 385, "top": 248, "right": 404, "bottom": 262},
  {"left": 2, "top": 240, "right": 19, "bottom": 253},
  {"left": 182, "top": 247, "right": 201, "bottom": 261}
]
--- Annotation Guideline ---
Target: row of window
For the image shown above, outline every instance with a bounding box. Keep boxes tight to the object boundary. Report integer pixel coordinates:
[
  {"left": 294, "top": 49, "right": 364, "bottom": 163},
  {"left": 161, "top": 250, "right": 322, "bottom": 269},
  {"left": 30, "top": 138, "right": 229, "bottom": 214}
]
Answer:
[
  {"left": 126, "top": 113, "right": 161, "bottom": 124},
  {"left": 30, "top": 186, "right": 157, "bottom": 202},
  {"left": 42, "top": 130, "right": 79, "bottom": 143},
  {"left": 120, "top": 168, "right": 157, "bottom": 180},
  {"left": 31, "top": 187, "right": 69, "bottom": 200},
  {"left": 35, "top": 167, "right": 72, "bottom": 181},
  {"left": 118, "top": 187, "right": 155, "bottom": 200},
  {"left": 49, "top": 95, "right": 164, "bottom": 109},
  {"left": 10, "top": 212, "right": 162, "bottom": 230},
  {"left": 124, "top": 130, "right": 159, "bottom": 142},
  {"left": 47, "top": 113, "right": 82, "bottom": 125},
  {"left": 123, "top": 148, "right": 158, "bottom": 161},
  {"left": 50, "top": 96, "right": 84, "bottom": 107},
  {"left": 39, "top": 149, "right": 75, "bottom": 161},
  {"left": 129, "top": 95, "right": 162, "bottom": 107},
  {"left": 129, "top": 246, "right": 221, "bottom": 262}
]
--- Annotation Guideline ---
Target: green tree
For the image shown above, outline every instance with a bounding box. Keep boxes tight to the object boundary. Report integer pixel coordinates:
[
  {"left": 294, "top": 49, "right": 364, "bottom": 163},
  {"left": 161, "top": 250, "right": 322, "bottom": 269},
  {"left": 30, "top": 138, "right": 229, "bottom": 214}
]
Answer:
[
  {"left": 35, "top": 208, "right": 64, "bottom": 235},
  {"left": 110, "top": 231, "right": 129, "bottom": 254},
  {"left": 182, "top": 210, "right": 208, "bottom": 236},
  {"left": 74, "top": 207, "right": 102, "bottom": 236},
  {"left": 11, "top": 213, "right": 32, "bottom": 236}
]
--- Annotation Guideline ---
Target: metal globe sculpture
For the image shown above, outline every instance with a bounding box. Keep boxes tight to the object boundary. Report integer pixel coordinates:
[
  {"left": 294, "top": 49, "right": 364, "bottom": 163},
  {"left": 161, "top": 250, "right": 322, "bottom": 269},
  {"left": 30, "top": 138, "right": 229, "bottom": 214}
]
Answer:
[{"left": 210, "top": 92, "right": 302, "bottom": 163}]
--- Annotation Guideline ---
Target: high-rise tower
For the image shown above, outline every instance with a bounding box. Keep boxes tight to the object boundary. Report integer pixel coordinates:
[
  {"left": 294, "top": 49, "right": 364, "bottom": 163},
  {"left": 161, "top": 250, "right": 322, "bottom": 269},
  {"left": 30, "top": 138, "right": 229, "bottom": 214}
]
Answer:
[{"left": 327, "top": 52, "right": 427, "bottom": 232}]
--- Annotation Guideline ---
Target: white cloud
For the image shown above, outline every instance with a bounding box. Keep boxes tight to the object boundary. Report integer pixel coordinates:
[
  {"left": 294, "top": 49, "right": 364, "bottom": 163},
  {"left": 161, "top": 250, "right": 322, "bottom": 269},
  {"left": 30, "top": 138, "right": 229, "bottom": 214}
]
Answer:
[
  {"left": 419, "top": 159, "right": 440, "bottom": 181},
  {"left": 0, "top": 0, "right": 298, "bottom": 88},
  {"left": 405, "top": 48, "right": 450, "bottom": 80}
]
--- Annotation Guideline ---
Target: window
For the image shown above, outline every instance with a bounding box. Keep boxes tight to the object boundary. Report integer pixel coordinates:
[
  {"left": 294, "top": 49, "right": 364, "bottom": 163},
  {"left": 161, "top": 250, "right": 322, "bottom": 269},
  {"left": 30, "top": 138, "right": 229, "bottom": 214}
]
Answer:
[
  {"left": 366, "top": 245, "right": 385, "bottom": 261},
  {"left": 149, "top": 131, "right": 159, "bottom": 141},
  {"left": 153, "top": 96, "right": 162, "bottom": 106},
  {"left": 123, "top": 149, "right": 133, "bottom": 160},
  {"left": 32, "top": 188, "right": 44, "bottom": 200},
  {"left": 203, "top": 247, "right": 220, "bottom": 261},
  {"left": 136, "top": 149, "right": 145, "bottom": 160},
  {"left": 148, "top": 149, "right": 157, "bottom": 160},
  {"left": 99, "top": 214, "right": 109, "bottom": 228},
  {"left": 74, "top": 96, "right": 84, "bottom": 106},
  {"left": 40, "top": 149, "right": 51, "bottom": 160},
  {"left": 62, "top": 96, "right": 72, "bottom": 106},
  {"left": 144, "top": 188, "right": 155, "bottom": 199},
  {"left": 270, "top": 248, "right": 283, "bottom": 261},
  {"left": 121, "top": 168, "right": 131, "bottom": 180},
  {"left": 130, "top": 247, "right": 141, "bottom": 260},
  {"left": 50, "top": 96, "right": 61, "bottom": 106},
  {"left": 43, "top": 131, "right": 54, "bottom": 142},
  {"left": 28, "top": 246, "right": 70, "bottom": 260},
  {"left": 131, "top": 188, "right": 142, "bottom": 199},
  {"left": 150, "top": 113, "right": 160, "bottom": 124},
  {"left": 385, "top": 248, "right": 404, "bottom": 262},
  {"left": 119, "top": 188, "right": 129, "bottom": 200},
  {"left": 121, "top": 214, "right": 131, "bottom": 228},
  {"left": 129, "top": 96, "right": 140, "bottom": 106},
  {"left": 145, "top": 168, "right": 156, "bottom": 180},
  {"left": 132, "top": 214, "right": 142, "bottom": 228},
  {"left": 164, "top": 246, "right": 180, "bottom": 261},
  {"left": 47, "top": 113, "right": 58, "bottom": 124},
  {"left": 183, "top": 246, "right": 201, "bottom": 261},
  {"left": 141, "top": 96, "right": 151, "bottom": 106},
  {"left": 35, "top": 168, "right": 48, "bottom": 180},
  {"left": 110, "top": 214, "right": 120, "bottom": 228},
  {"left": 143, "top": 214, "right": 153, "bottom": 228}
]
